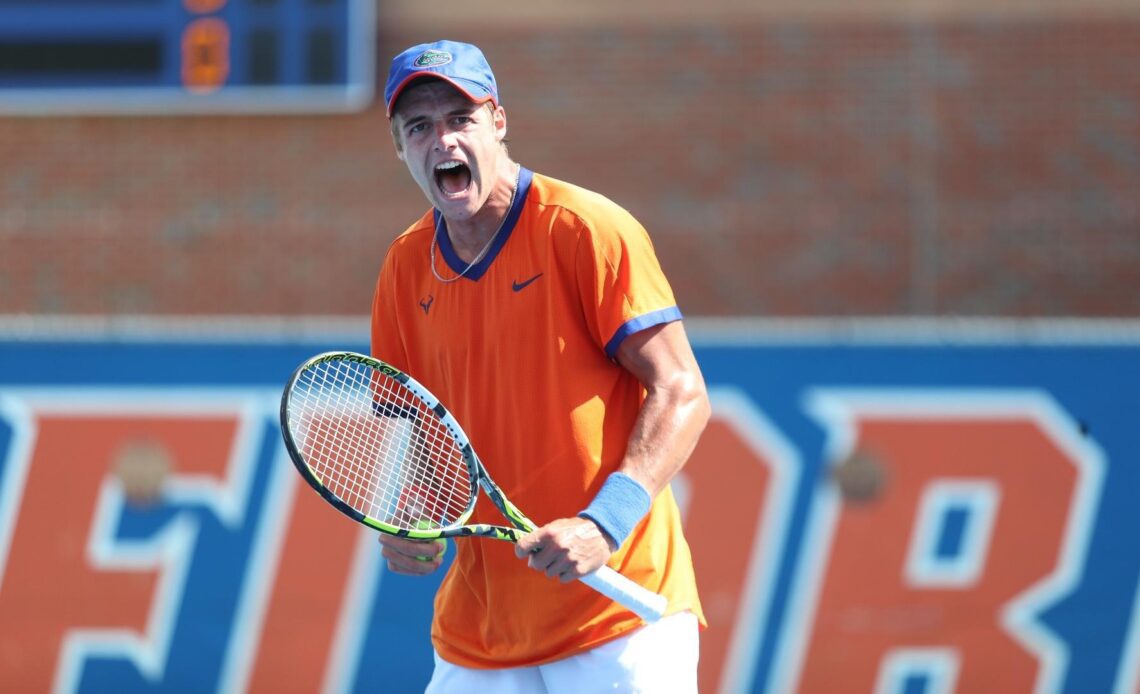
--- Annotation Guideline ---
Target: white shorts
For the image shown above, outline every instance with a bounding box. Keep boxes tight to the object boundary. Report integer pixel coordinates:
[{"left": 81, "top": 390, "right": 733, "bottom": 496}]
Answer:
[{"left": 424, "top": 611, "right": 699, "bottom": 694}]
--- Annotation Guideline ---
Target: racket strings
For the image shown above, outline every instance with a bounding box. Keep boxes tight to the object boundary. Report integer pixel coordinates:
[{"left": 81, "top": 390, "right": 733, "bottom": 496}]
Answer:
[{"left": 288, "top": 359, "right": 473, "bottom": 529}]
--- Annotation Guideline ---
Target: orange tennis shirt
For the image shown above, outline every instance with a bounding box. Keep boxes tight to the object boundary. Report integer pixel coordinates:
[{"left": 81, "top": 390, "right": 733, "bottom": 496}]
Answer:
[{"left": 370, "top": 169, "right": 705, "bottom": 668}]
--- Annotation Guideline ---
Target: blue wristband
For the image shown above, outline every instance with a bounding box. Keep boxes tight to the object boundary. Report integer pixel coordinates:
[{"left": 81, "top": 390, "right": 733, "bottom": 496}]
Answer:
[{"left": 578, "top": 472, "right": 652, "bottom": 549}]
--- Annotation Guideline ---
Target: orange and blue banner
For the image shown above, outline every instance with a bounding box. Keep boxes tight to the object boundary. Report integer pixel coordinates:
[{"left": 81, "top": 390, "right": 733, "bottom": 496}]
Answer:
[{"left": 0, "top": 320, "right": 1137, "bottom": 693}]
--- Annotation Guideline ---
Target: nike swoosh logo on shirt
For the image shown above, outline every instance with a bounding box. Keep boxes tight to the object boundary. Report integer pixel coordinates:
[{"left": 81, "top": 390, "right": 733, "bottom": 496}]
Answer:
[{"left": 512, "top": 273, "right": 543, "bottom": 292}]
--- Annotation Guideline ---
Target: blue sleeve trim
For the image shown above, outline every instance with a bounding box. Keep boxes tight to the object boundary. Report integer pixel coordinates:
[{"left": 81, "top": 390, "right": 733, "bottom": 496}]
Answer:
[{"left": 603, "top": 306, "right": 683, "bottom": 360}]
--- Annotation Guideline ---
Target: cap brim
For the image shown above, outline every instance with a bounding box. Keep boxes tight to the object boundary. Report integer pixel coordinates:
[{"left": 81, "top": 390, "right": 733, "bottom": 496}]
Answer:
[{"left": 386, "top": 72, "right": 496, "bottom": 118}]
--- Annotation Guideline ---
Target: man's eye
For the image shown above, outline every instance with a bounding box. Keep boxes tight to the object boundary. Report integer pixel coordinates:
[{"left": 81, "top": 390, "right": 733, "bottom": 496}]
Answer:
[{"left": 408, "top": 123, "right": 428, "bottom": 134}]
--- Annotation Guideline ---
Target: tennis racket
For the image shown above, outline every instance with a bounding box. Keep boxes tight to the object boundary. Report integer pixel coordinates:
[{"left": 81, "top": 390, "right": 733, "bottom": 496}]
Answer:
[{"left": 279, "top": 351, "right": 668, "bottom": 623}]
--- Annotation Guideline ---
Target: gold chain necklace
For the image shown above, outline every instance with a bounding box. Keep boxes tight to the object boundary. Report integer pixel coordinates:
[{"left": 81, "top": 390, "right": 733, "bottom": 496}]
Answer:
[{"left": 430, "top": 164, "right": 521, "bottom": 284}]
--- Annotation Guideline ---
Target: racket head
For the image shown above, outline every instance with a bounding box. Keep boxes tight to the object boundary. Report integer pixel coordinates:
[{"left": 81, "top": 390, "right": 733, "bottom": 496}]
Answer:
[{"left": 280, "top": 351, "right": 480, "bottom": 539}]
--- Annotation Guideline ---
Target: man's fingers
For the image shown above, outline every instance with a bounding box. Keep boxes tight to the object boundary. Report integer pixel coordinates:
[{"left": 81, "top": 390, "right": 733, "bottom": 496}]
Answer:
[
  {"left": 514, "top": 530, "right": 544, "bottom": 558},
  {"left": 411, "top": 538, "right": 447, "bottom": 562},
  {"left": 523, "top": 542, "right": 553, "bottom": 569},
  {"left": 382, "top": 546, "right": 443, "bottom": 575},
  {"left": 515, "top": 530, "right": 575, "bottom": 578},
  {"left": 378, "top": 534, "right": 447, "bottom": 575}
]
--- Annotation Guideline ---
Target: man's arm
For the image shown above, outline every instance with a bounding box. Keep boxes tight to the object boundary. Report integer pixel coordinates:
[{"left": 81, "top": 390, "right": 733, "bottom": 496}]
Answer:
[
  {"left": 610, "top": 320, "right": 711, "bottom": 499},
  {"left": 515, "top": 320, "right": 711, "bottom": 581}
]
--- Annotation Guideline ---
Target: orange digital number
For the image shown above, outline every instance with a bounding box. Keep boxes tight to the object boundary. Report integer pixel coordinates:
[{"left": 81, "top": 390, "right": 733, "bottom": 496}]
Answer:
[
  {"left": 182, "top": 18, "right": 230, "bottom": 93},
  {"left": 184, "top": 0, "right": 227, "bottom": 14}
]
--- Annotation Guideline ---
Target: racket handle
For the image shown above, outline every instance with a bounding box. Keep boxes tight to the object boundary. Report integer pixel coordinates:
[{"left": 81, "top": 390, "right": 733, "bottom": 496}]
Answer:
[{"left": 579, "top": 566, "right": 668, "bottom": 623}]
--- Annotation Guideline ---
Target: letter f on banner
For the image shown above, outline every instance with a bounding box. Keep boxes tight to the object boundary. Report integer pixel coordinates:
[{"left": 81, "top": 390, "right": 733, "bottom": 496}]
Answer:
[{"left": 0, "top": 390, "right": 266, "bottom": 692}]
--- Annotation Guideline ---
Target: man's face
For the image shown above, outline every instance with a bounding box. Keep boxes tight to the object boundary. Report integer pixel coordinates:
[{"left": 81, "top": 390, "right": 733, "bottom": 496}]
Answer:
[{"left": 390, "top": 81, "right": 507, "bottom": 222}]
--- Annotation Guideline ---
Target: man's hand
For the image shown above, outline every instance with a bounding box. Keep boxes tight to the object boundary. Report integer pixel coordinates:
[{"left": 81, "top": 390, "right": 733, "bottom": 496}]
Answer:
[
  {"left": 514, "top": 517, "right": 615, "bottom": 583},
  {"left": 377, "top": 534, "right": 447, "bottom": 575}
]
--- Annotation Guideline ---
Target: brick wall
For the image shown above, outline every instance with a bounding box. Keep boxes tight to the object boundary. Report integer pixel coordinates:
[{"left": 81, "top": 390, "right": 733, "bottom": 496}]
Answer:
[{"left": 1, "top": 12, "right": 1137, "bottom": 317}]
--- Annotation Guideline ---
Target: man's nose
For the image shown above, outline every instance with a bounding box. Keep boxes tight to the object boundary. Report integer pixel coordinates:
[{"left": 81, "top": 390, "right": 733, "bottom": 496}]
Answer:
[{"left": 432, "top": 121, "right": 456, "bottom": 149}]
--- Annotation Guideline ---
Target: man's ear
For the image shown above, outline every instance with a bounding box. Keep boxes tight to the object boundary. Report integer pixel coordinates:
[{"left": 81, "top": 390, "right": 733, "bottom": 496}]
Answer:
[{"left": 493, "top": 105, "right": 508, "bottom": 143}]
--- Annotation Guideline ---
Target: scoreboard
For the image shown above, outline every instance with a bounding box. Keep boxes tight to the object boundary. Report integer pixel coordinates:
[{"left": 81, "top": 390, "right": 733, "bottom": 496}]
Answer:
[{"left": 0, "top": 0, "right": 375, "bottom": 115}]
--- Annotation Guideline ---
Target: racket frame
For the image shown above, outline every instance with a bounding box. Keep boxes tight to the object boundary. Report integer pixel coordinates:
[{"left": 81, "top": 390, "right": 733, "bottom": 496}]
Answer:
[
  {"left": 280, "top": 350, "right": 668, "bottom": 622},
  {"left": 282, "top": 351, "right": 538, "bottom": 542}
]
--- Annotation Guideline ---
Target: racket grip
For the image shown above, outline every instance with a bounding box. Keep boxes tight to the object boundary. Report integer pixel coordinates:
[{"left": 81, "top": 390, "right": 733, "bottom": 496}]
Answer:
[{"left": 579, "top": 566, "right": 668, "bottom": 623}]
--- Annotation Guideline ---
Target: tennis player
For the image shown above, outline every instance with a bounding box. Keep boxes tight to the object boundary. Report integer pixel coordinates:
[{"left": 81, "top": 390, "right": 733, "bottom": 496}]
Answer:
[{"left": 372, "top": 40, "right": 711, "bottom": 693}]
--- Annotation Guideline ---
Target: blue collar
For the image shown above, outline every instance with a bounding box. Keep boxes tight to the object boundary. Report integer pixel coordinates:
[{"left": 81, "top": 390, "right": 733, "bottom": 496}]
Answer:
[{"left": 432, "top": 167, "right": 533, "bottom": 282}]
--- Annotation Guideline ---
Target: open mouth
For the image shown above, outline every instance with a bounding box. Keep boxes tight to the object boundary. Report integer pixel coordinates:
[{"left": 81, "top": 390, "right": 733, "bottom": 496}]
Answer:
[{"left": 434, "top": 160, "right": 471, "bottom": 197}]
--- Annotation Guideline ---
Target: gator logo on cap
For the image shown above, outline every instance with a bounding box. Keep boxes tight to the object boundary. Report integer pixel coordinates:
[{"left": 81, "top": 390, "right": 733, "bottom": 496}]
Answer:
[{"left": 414, "top": 50, "right": 452, "bottom": 68}]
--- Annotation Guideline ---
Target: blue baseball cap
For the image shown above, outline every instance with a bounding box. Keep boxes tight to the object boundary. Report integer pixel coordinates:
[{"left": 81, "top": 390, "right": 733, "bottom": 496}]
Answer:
[{"left": 384, "top": 40, "right": 499, "bottom": 118}]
